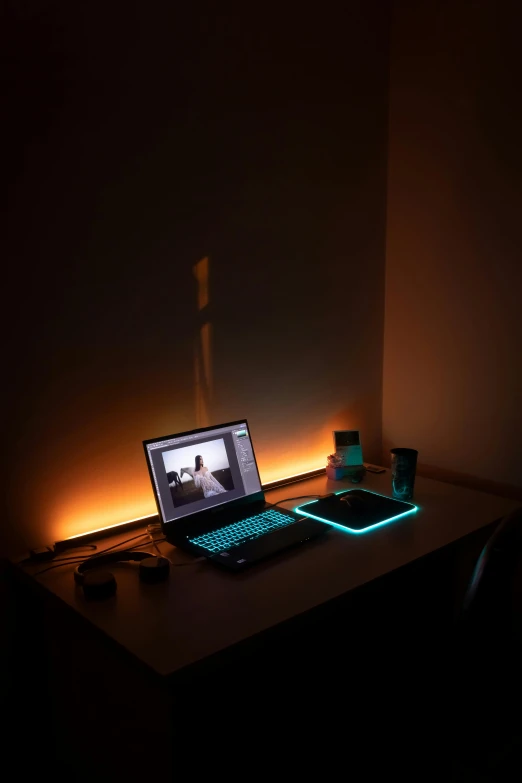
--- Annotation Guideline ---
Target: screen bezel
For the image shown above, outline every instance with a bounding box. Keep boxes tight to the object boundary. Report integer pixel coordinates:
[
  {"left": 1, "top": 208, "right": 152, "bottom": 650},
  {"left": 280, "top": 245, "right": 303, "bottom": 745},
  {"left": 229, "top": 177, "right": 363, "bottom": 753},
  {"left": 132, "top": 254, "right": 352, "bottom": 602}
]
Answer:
[{"left": 143, "top": 419, "right": 265, "bottom": 539}]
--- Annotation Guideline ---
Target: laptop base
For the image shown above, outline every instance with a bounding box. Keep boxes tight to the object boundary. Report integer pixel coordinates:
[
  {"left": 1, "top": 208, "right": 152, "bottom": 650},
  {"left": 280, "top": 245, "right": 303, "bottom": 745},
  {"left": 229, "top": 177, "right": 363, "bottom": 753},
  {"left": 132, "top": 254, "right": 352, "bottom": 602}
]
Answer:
[{"left": 210, "top": 517, "right": 329, "bottom": 571}]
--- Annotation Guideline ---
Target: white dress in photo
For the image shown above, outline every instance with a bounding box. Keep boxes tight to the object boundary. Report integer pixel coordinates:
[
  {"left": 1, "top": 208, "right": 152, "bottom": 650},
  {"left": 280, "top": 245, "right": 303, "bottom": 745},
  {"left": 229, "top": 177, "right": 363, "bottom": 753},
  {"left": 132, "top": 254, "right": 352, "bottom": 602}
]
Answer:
[{"left": 194, "top": 471, "right": 227, "bottom": 498}]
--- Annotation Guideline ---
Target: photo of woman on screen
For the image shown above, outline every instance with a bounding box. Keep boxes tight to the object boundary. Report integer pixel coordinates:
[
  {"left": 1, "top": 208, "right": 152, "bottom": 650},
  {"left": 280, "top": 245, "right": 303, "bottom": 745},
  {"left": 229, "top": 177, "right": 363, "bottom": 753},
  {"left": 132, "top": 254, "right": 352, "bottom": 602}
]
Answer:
[{"left": 193, "top": 454, "right": 227, "bottom": 498}]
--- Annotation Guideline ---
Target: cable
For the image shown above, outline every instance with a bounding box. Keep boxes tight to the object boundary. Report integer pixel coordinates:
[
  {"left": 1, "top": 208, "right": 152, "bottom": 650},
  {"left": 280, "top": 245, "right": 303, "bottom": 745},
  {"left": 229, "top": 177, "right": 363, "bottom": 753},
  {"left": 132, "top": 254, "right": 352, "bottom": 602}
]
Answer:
[
  {"left": 32, "top": 534, "right": 205, "bottom": 576},
  {"left": 33, "top": 533, "right": 151, "bottom": 576},
  {"left": 36, "top": 551, "right": 105, "bottom": 565},
  {"left": 15, "top": 543, "right": 98, "bottom": 567},
  {"left": 22, "top": 535, "right": 148, "bottom": 571},
  {"left": 33, "top": 558, "right": 97, "bottom": 576},
  {"left": 266, "top": 494, "right": 328, "bottom": 508},
  {"left": 51, "top": 533, "right": 151, "bottom": 564},
  {"left": 33, "top": 549, "right": 205, "bottom": 576},
  {"left": 128, "top": 537, "right": 205, "bottom": 565},
  {"left": 60, "top": 544, "right": 98, "bottom": 553},
  {"left": 127, "top": 535, "right": 166, "bottom": 555},
  {"left": 88, "top": 532, "right": 151, "bottom": 558},
  {"left": 175, "top": 557, "right": 206, "bottom": 566}
]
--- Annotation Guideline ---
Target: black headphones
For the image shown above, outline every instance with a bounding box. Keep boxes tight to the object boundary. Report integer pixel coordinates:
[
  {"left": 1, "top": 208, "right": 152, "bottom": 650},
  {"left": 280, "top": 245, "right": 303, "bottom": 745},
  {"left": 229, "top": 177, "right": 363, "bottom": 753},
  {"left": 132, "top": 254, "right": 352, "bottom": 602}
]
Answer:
[{"left": 74, "top": 550, "right": 170, "bottom": 599}]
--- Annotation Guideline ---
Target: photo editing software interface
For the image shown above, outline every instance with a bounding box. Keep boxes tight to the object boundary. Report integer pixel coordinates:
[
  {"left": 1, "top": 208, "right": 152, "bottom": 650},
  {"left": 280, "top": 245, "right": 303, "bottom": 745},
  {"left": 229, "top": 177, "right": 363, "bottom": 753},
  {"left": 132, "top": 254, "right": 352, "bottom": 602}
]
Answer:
[{"left": 146, "top": 423, "right": 262, "bottom": 524}]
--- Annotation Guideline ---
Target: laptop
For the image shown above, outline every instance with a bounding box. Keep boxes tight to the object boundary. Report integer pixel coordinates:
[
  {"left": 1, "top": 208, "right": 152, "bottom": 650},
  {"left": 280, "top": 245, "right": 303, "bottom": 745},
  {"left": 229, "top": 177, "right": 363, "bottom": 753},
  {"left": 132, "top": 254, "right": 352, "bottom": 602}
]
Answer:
[{"left": 143, "top": 419, "right": 328, "bottom": 571}]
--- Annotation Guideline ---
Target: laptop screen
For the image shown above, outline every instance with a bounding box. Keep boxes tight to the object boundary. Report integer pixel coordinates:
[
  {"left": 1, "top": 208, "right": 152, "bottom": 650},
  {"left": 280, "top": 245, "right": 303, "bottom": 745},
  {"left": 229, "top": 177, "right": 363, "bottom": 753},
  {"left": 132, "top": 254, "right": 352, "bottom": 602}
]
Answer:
[{"left": 143, "top": 421, "right": 263, "bottom": 526}]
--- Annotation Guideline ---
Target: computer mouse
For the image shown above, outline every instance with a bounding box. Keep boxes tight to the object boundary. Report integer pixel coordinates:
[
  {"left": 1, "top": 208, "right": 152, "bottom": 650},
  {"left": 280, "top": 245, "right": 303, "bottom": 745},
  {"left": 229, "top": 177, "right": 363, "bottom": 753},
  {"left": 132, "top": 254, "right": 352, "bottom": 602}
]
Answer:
[{"left": 340, "top": 494, "right": 367, "bottom": 512}]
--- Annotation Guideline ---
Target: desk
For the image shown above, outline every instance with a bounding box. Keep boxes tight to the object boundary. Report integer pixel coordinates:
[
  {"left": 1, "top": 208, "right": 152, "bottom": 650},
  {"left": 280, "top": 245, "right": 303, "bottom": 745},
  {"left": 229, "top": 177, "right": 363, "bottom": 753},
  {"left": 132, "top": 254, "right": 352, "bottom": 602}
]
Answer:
[
  {"left": 8, "top": 471, "right": 521, "bottom": 776},
  {"left": 18, "top": 470, "right": 521, "bottom": 681}
]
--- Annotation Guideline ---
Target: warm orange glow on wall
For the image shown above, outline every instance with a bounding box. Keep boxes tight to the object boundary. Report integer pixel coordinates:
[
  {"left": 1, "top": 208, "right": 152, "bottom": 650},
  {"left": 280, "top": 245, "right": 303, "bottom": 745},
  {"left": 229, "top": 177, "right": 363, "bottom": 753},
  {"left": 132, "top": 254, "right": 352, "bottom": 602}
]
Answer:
[
  {"left": 54, "top": 492, "right": 157, "bottom": 543},
  {"left": 58, "top": 466, "right": 328, "bottom": 544},
  {"left": 55, "top": 457, "right": 328, "bottom": 543},
  {"left": 256, "top": 415, "right": 348, "bottom": 485},
  {"left": 259, "top": 455, "right": 327, "bottom": 485},
  {"left": 64, "top": 513, "right": 156, "bottom": 540},
  {"left": 54, "top": 412, "right": 357, "bottom": 544},
  {"left": 46, "top": 247, "right": 345, "bottom": 547}
]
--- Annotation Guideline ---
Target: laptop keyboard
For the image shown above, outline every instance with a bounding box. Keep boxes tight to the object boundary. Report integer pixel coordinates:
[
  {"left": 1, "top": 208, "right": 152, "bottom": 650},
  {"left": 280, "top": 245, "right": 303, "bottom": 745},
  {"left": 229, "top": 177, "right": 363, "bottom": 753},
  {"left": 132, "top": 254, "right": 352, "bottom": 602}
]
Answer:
[{"left": 188, "top": 509, "right": 296, "bottom": 554}]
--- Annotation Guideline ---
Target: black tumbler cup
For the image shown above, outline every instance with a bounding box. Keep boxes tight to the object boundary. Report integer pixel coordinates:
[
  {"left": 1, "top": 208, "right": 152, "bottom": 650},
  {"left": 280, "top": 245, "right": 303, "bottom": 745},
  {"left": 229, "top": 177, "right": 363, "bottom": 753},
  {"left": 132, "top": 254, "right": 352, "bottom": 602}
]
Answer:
[{"left": 390, "top": 448, "right": 418, "bottom": 501}]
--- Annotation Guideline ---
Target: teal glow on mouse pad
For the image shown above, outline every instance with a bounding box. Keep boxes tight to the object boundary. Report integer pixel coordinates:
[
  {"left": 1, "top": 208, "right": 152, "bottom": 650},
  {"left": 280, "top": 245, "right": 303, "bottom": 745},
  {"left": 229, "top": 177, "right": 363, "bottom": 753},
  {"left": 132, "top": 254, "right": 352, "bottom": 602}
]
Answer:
[{"left": 294, "top": 489, "right": 417, "bottom": 534}]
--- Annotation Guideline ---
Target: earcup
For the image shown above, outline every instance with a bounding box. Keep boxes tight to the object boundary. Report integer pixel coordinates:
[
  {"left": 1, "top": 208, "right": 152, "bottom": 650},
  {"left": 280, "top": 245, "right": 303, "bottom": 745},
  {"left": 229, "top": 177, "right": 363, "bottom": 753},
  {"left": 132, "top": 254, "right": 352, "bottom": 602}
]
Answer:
[
  {"left": 74, "top": 550, "right": 169, "bottom": 597},
  {"left": 139, "top": 556, "right": 170, "bottom": 583},
  {"left": 82, "top": 570, "right": 117, "bottom": 600}
]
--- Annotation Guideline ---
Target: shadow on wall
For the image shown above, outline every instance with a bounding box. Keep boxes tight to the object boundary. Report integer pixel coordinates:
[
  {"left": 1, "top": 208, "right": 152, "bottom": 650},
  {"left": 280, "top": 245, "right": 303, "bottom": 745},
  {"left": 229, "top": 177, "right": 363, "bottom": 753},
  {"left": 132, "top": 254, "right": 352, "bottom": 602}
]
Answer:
[{"left": 193, "top": 257, "right": 213, "bottom": 429}]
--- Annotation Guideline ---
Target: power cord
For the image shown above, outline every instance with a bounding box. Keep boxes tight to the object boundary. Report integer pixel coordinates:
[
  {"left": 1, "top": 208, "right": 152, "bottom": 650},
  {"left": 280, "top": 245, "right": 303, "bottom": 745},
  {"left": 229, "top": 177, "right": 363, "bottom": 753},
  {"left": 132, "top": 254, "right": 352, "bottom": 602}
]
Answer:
[
  {"left": 17, "top": 543, "right": 98, "bottom": 567},
  {"left": 126, "top": 536, "right": 205, "bottom": 565},
  {"left": 32, "top": 532, "right": 205, "bottom": 576},
  {"left": 267, "top": 493, "right": 333, "bottom": 508},
  {"left": 32, "top": 532, "right": 152, "bottom": 576}
]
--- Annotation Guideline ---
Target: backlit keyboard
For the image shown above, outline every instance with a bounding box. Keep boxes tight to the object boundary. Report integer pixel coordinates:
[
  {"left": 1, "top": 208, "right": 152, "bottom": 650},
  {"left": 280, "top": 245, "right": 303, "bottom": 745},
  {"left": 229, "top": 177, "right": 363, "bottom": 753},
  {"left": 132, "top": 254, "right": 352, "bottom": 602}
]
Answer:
[{"left": 188, "top": 509, "right": 296, "bottom": 554}]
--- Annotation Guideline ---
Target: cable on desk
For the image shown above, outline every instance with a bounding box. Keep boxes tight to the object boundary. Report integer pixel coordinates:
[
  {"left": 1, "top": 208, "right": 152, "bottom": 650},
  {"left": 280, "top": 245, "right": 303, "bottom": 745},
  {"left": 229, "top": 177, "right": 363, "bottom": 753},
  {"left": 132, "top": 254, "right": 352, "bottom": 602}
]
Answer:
[
  {"left": 32, "top": 534, "right": 206, "bottom": 575},
  {"left": 126, "top": 537, "right": 206, "bottom": 566},
  {"left": 15, "top": 543, "right": 98, "bottom": 567},
  {"left": 174, "top": 557, "right": 207, "bottom": 566},
  {"left": 267, "top": 494, "right": 331, "bottom": 508},
  {"left": 58, "top": 544, "right": 98, "bottom": 554},
  {"left": 36, "top": 550, "right": 112, "bottom": 565},
  {"left": 51, "top": 533, "right": 151, "bottom": 564},
  {"left": 32, "top": 558, "right": 99, "bottom": 576},
  {"left": 89, "top": 532, "right": 152, "bottom": 558},
  {"left": 127, "top": 536, "right": 205, "bottom": 565},
  {"left": 32, "top": 533, "right": 151, "bottom": 576},
  {"left": 21, "top": 523, "right": 166, "bottom": 569}
]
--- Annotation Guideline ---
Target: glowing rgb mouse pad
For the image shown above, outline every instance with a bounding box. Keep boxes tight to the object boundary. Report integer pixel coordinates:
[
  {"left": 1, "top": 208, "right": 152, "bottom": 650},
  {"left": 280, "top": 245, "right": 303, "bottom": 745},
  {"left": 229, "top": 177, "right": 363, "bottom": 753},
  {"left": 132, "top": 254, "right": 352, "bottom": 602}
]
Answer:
[{"left": 294, "top": 489, "right": 417, "bottom": 534}]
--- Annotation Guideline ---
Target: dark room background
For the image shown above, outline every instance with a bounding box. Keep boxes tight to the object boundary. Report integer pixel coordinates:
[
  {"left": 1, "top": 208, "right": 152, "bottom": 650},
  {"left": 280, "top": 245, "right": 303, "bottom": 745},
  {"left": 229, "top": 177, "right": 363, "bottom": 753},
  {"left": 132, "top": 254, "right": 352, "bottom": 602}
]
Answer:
[
  {"left": 384, "top": 0, "right": 522, "bottom": 496},
  {"left": 3, "top": 1, "right": 521, "bottom": 556},
  {"left": 3, "top": 1, "right": 390, "bottom": 553}
]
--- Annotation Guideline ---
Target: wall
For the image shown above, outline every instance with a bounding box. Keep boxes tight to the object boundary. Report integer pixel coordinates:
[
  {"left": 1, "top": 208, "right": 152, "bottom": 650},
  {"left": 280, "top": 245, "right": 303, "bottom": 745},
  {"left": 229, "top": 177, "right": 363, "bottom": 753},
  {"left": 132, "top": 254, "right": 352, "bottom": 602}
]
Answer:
[
  {"left": 3, "top": 2, "right": 390, "bottom": 553},
  {"left": 383, "top": 0, "right": 522, "bottom": 493}
]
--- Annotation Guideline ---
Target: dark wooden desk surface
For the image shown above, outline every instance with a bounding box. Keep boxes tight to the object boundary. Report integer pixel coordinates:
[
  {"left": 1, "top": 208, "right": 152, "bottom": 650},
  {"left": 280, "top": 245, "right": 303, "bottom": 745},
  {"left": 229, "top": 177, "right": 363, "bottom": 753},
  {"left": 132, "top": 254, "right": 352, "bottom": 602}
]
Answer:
[{"left": 21, "top": 470, "right": 521, "bottom": 681}]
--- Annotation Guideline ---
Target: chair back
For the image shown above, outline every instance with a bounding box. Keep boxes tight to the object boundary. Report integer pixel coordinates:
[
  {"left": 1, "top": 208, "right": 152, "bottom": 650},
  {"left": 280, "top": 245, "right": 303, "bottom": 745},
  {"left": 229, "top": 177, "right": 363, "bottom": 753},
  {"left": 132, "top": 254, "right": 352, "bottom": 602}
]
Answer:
[{"left": 462, "top": 505, "right": 522, "bottom": 646}]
